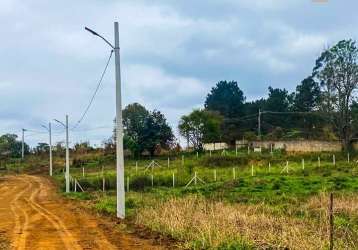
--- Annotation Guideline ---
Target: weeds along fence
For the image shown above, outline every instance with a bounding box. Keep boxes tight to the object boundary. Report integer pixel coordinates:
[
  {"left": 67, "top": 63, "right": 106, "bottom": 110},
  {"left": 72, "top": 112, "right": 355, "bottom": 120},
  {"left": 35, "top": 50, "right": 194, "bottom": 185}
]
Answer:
[{"left": 59, "top": 151, "right": 358, "bottom": 193}]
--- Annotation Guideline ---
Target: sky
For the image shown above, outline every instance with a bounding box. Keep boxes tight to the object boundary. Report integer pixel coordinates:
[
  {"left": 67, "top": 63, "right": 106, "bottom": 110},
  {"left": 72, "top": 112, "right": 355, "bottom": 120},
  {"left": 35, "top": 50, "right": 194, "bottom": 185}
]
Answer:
[{"left": 1, "top": 0, "right": 358, "bottom": 147}]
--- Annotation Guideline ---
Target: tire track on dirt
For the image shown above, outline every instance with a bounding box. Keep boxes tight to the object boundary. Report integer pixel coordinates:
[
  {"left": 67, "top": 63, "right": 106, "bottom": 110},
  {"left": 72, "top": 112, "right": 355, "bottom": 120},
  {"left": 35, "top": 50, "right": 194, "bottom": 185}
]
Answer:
[
  {"left": 9, "top": 177, "right": 32, "bottom": 250},
  {"left": 25, "top": 176, "right": 83, "bottom": 250}
]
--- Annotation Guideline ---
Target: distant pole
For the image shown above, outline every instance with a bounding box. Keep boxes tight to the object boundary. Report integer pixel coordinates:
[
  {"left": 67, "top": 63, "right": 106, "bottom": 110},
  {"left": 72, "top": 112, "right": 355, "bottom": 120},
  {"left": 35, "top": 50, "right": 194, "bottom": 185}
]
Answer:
[
  {"left": 65, "top": 115, "right": 70, "bottom": 193},
  {"left": 258, "top": 109, "right": 261, "bottom": 139},
  {"left": 82, "top": 167, "right": 85, "bottom": 177},
  {"left": 135, "top": 161, "right": 138, "bottom": 173},
  {"left": 167, "top": 157, "right": 170, "bottom": 168},
  {"left": 209, "top": 150, "right": 212, "bottom": 157},
  {"left": 347, "top": 153, "right": 350, "bottom": 163},
  {"left": 302, "top": 159, "right": 305, "bottom": 170},
  {"left": 270, "top": 144, "right": 273, "bottom": 155},
  {"left": 49, "top": 123, "right": 53, "bottom": 176},
  {"left": 21, "top": 128, "right": 25, "bottom": 159},
  {"left": 269, "top": 162, "right": 271, "bottom": 172},
  {"left": 214, "top": 169, "right": 217, "bottom": 181},
  {"left": 251, "top": 165, "right": 254, "bottom": 176},
  {"left": 233, "top": 167, "right": 236, "bottom": 180},
  {"left": 318, "top": 156, "right": 321, "bottom": 167},
  {"left": 235, "top": 145, "right": 238, "bottom": 156},
  {"left": 196, "top": 151, "right": 199, "bottom": 159}
]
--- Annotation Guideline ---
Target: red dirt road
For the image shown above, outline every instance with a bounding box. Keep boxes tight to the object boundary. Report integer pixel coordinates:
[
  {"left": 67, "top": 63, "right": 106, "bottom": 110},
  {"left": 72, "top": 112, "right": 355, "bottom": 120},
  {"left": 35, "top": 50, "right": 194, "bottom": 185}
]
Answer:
[{"left": 0, "top": 175, "right": 164, "bottom": 250}]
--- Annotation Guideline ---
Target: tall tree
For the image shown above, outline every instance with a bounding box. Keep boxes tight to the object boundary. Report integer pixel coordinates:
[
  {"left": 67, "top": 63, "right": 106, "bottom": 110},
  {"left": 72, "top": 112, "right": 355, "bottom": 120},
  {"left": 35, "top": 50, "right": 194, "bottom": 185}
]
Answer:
[
  {"left": 118, "top": 103, "right": 174, "bottom": 156},
  {"left": 205, "top": 80, "right": 245, "bottom": 118},
  {"left": 178, "top": 109, "right": 223, "bottom": 150},
  {"left": 293, "top": 77, "right": 321, "bottom": 112},
  {"left": 313, "top": 39, "right": 358, "bottom": 150}
]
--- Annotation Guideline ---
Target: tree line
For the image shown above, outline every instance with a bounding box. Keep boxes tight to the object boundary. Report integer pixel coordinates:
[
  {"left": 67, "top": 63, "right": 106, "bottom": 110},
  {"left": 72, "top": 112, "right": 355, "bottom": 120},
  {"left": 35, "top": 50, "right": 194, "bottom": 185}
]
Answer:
[{"left": 2, "top": 39, "right": 358, "bottom": 159}]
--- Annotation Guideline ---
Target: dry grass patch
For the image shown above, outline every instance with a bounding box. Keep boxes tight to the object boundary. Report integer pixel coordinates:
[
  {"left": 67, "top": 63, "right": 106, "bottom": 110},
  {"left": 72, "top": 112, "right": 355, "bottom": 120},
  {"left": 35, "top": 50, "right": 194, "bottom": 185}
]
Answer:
[{"left": 136, "top": 195, "right": 357, "bottom": 249}]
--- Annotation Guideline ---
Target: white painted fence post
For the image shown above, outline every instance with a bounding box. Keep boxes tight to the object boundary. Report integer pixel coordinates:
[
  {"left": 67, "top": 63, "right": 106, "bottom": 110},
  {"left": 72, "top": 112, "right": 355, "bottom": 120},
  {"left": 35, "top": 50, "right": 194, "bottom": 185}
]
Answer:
[
  {"left": 333, "top": 155, "right": 336, "bottom": 166},
  {"left": 235, "top": 145, "right": 238, "bottom": 156},
  {"left": 194, "top": 172, "right": 197, "bottom": 185},
  {"left": 82, "top": 167, "right": 85, "bottom": 177},
  {"left": 172, "top": 172, "right": 175, "bottom": 187},
  {"left": 214, "top": 169, "right": 217, "bottom": 182},
  {"left": 135, "top": 161, "right": 138, "bottom": 173},
  {"left": 318, "top": 156, "right": 321, "bottom": 167},
  {"left": 151, "top": 174, "right": 154, "bottom": 187},
  {"left": 269, "top": 162, "right": 271, "bottom": 173},
  {"left": 247, "top": 146, "right": 250, "bottom": 155},
  {"left": 233, "top": 167, "right": 236, "bottom": 180},
  {"left": 196, "top": 152, "right": 199, "bottom": 159},
  {"left": 74, "top": 179, "right": 77, "bottom": 192},
  {"left": 286, "top": 161, "right": 289, "bottom": 174},
  {"left": 251, "top": 165, "right": 254, "bottom": 176},
  {"left": 347, "top": 153, "right": 350, "bottom": 163},
  {"left": 302, "top": 159, "right": 305, "bottom": 170}
]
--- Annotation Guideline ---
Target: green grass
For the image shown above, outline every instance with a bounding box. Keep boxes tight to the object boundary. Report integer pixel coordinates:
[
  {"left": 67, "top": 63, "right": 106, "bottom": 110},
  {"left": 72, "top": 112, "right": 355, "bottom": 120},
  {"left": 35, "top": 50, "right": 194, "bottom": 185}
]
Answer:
[{"left": 51, "top": 150, "right": 358, "bottom": 249}]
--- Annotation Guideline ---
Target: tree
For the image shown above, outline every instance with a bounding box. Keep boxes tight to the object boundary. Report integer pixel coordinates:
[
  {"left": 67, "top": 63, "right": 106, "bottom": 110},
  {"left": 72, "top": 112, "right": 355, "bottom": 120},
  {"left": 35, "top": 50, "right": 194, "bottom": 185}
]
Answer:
[
  {"left": 34, "top": 143, "right": 49, "bottom": 155},
  {"left": 117, "top": 103, "right": 174, "bottom": 156},
  {"left": 178, "top": 109, "right": 223, "bottom": 150},
  {"left": 205, "top": 80, "right": 245, "bottom": 118},
  {"left": 313, "top": 39, "right": 358, "bottom": 150},
  {"left": 293, "top": 77, "right": 321, "bottom": 112},
  {"left": 0, "top": 134, "right": 29, "bottom": 158}
]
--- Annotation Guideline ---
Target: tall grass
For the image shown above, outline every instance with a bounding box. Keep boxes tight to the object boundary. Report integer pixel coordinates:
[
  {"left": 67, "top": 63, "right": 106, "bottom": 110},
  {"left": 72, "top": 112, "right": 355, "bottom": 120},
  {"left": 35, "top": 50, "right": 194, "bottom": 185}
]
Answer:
[{"left": 137, "top": 195, "right": 357, "bottom": 249}]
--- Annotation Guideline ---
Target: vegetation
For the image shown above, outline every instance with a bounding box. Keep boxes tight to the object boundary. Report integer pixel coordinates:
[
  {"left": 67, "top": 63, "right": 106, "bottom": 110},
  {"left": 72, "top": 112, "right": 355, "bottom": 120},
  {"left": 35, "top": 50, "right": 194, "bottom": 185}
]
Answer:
[{"left": 47, "top": 149, "right": 358, "bottom": 249}]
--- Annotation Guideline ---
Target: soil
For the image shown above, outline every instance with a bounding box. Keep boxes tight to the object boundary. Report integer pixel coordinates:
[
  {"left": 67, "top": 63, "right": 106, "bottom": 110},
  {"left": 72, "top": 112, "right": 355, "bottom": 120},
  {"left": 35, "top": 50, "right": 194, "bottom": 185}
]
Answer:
[{"left": 0, "top": 175, "right": 166, "bottom": 250}]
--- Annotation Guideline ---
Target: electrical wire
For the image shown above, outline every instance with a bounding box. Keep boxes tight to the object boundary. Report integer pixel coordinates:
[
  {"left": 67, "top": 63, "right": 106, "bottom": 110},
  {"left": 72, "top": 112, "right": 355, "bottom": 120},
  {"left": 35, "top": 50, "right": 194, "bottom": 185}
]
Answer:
[{"left": 71, "top": 50, "right": 114, "bottom": 131}]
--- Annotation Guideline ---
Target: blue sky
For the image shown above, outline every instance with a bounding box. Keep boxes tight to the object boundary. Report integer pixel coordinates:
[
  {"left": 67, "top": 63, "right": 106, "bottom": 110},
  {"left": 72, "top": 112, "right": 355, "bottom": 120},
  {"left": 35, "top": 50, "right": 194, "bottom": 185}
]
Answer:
[{"left": 0, "top": 0, "right": 357, "bottom": 147}]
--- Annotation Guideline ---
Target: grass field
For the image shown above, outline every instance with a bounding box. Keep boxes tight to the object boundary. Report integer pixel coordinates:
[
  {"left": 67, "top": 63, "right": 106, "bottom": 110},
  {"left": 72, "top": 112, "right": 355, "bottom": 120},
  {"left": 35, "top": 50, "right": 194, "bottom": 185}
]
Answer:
[{"left": 48, "top": 150, "right": 358, "bottom": 249}]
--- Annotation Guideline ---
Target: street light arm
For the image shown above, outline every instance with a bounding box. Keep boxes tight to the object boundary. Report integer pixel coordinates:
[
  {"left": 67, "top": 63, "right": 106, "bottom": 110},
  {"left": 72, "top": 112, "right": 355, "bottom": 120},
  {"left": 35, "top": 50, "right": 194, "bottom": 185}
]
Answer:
[
  {"left": 41, "top": 125, "right": 49, "bottom": 131},
  {"left": 85, "top": 26, "right": 115, "bottom": 49},
  {"left": 53, "top": 119, "right": 66, "bottom": 128}
]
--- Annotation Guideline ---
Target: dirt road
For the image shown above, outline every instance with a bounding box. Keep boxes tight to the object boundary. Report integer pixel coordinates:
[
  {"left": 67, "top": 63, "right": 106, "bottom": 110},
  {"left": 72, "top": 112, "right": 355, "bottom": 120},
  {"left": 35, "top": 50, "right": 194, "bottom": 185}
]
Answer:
[{"left": 0, "top": 175, "right": 164, "bottom": 250}]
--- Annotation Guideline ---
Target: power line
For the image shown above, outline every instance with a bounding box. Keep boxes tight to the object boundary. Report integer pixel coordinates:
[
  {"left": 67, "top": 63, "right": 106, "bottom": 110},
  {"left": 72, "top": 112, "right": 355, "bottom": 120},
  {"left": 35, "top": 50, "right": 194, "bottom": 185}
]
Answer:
[{"left": 71, "top": 50, "right": 114, "bottom": 130}]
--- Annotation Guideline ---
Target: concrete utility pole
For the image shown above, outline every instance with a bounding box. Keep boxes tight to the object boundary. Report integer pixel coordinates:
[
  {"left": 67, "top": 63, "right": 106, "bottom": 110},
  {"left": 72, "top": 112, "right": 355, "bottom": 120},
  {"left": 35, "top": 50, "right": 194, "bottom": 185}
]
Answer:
[
  {"left": 54, "top": 115, "right": 70, "bottom": 193},
  {"left": 114, "top": 22, "right": 125, "bottom": 219},
  {"left": 85, "top": 22, "right": 125, "bottom": 218},
  {"left": 21, "top": 128, "right": 26, "bottom": 159},
  {"left": 65, "top": 115, "right": 69, "bottom": 193},
  {"left": 42, "top": 122, "right": 53, "bottom": 176}
]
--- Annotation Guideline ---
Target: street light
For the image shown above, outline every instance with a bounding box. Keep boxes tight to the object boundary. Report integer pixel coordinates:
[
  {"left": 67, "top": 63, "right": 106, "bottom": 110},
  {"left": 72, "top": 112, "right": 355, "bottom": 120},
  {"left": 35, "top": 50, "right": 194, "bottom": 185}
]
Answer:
[
  {"left": 41, "top": 122, "right": 53, "bottom": 176},
  {"left": 54, "top": 115, "right": 70, "bottom": 193},
  {"left": 85, "top": 22, "right": 125, "bottom": 219},
  {"left": 21, "top": 128, "right": 27, "bottom": 160}
]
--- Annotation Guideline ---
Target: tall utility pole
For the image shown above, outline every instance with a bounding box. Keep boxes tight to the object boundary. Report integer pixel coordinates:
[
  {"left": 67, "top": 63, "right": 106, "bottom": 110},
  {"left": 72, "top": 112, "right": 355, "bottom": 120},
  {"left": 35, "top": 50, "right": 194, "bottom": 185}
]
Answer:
[
  {"left": 258, "top": 109, "right": 261, "bottom": 139},
  {"left": 21, "top": 128, "right": 26, "bottom": 159},
  {"left": 114, "top": 22, "right": 125, "bottom": 219},
  {"left": 85, "top": 22, "right": 125, "bottom": 218},
  {"left": 54, "top": 115, "right": 70, "bottom": 192},
  {"left": 42, "top": 123, "right": 53, "bottom": 176},
  {"left": 65, "top": 115, "right": 69, "bottom": 193},
  {"left": 49, "top": 122, "right": 53, "bottom": 176}
]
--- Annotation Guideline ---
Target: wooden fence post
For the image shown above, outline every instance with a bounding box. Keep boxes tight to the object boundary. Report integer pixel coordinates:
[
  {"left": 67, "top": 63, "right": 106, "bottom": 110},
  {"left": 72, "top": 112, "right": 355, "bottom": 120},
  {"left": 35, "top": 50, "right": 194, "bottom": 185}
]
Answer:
[{"left": 329, "top": 193, "right": 334, "bottom": 250}]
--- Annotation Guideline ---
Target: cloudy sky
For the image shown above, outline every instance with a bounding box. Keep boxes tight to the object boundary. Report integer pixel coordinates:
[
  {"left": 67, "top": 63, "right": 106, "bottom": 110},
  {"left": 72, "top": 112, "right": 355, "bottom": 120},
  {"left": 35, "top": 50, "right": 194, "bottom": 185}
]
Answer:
[{"left": 1, "top": 0, "right": 357, "bottom": 147}]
